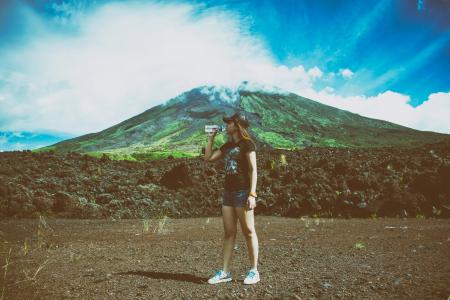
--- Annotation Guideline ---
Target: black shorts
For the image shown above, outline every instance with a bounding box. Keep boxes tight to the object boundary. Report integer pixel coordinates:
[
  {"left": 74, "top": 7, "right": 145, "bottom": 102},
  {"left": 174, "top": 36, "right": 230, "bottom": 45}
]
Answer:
[{"left": 222, "top": 188, "right": 250, "bottom": 207}]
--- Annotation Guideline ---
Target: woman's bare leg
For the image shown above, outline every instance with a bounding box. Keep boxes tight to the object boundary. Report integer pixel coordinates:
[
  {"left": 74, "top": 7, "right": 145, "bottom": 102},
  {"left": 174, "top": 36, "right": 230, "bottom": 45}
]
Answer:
[
  {"left": 221, "top": 205, "right": 237, "bottom": 273},
  {"left": 235, "top": 207, "right": 258, "bottom": 269}
]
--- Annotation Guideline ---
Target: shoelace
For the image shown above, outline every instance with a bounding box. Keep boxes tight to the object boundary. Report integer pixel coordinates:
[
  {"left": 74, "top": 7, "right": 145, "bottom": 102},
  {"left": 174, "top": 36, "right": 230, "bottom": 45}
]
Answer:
[
  {"left": 215, "top": 270, "right": 227, "bottom": 278},
  {"left": 246, "top": 270, "right": 256, "bottom": 278}
]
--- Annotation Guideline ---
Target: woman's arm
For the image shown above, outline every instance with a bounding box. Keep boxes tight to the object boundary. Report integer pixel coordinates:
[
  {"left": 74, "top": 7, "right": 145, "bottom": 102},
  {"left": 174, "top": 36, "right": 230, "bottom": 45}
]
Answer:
[
  {"left": 205, "top": 149, "right": 223, "bottom": 162},
  {"left": 246, "top": 151, "right": 257, "bottom": 193},
  {"left": 204, "top": 129, "right": 223, "bottom": 162}
]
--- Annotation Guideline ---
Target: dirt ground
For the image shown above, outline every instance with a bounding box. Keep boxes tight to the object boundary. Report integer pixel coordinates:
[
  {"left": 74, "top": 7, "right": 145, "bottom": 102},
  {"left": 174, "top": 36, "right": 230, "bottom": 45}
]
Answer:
[{"left": 0, "top": 216, "right": 449, "bottom": 299}]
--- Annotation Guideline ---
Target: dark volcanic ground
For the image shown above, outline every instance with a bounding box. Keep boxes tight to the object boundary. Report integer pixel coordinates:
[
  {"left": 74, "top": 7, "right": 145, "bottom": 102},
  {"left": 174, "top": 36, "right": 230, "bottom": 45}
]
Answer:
[
  {"left": 0, "top": 142, "right": 450, "bottom": 219},
  {"left": 0, "top": 216, "right": 449, "bottom": 299},
  {"left": 1, "top": 139, "right": 450, "bottom": 219}
]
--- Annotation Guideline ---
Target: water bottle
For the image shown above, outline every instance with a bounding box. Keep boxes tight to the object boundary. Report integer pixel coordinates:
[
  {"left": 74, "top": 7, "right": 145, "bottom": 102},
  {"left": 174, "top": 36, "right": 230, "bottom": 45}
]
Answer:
[{"left": 204, "top": 125, "right": 226, "bottom": 133}]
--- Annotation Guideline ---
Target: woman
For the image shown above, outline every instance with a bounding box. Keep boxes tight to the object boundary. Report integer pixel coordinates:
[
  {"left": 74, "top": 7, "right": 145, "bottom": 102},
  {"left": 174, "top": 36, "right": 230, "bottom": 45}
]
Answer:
[{"left": 203, "top": 112, "right": 260, "bottom": 285}]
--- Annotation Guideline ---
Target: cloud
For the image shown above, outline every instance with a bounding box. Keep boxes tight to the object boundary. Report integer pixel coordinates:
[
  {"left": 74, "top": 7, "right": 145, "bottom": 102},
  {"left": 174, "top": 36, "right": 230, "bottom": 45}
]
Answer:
[
  {"left": 0, "top": 0, "right": 449, "bottom": 137},
  {"left": 296, "top": 87, "right": 450, "bottom": 134},
  {"left": 412, "top": 91, "right": 450, "bottom": 133},
  {"left": 307, "top": 67, "right": 323, "bottom": 79},
  {"left": 198, "top": 80, "right": 291, "bottom": 104},
  {"left": 0, "top": 1, "right": 323, "bottom": 135},
  {"left": 339, "top": 68, "right": 354, "bottom": 79}
]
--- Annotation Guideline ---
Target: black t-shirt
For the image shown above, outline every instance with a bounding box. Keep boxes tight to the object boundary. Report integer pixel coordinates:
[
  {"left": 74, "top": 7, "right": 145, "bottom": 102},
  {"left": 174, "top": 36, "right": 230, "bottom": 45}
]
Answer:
[{"left": 219, "top": 139, "right": 256, "bottom": 191}]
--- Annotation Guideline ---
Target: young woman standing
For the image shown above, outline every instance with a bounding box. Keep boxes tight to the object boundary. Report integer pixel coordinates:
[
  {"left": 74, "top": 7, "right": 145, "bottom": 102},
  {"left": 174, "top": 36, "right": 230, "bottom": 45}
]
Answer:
[{"left": 204, "top": 112, "right": 260, "bottom": 285}]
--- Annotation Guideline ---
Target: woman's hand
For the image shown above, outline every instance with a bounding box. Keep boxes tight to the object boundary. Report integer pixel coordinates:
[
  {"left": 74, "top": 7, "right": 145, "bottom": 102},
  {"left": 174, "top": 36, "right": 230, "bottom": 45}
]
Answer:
[
  {"left": 207, "top": 128, "right": 218, "bottom": 139},
  {"left": 246, "top": 195, "right": 257, "bottom": 210}
]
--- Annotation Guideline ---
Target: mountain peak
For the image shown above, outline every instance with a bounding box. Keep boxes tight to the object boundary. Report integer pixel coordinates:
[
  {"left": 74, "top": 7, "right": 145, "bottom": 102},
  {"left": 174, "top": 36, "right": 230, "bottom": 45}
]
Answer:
[
  {"left": 161, "top": 80, "right": 292, "bottom": 107},
  {"left": 196, "top": 81, "right": 292, "bottom": 104}
]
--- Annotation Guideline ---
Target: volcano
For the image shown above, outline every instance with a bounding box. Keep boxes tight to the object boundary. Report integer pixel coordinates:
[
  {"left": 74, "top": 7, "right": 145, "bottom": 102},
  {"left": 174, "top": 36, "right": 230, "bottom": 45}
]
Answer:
[{"left": 33, "top": 81, "right": 450, "bottom": 161}]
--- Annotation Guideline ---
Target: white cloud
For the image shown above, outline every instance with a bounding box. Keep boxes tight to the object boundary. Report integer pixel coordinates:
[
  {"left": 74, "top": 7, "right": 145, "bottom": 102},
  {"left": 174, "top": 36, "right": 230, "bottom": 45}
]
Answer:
[
  {"left": 412, "top": 92, "right": 450, "bottom": 133},
  {"left": 0, "top": 0, "right": 449, "bottom": 136},
  {"left": 198, "top": 81, "right": 291, "bottom": 104},
  {"left": 307, "top": 66, "right": 323, "bottom": 78},
  {"left": 0, "top": 1, "right": 323, "bottom": 135},
  {"left": 339, "top": 68, "right": 354, "bottom": 78},
  {"left": 295, "top": 87, "right": 450, "bottom": 134}
]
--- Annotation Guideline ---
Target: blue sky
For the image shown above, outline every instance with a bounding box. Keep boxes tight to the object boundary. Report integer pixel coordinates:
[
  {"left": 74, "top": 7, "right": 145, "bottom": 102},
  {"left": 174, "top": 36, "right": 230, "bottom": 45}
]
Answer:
[
  {"left": 275, "top": 1, "right": 445, "bottom": 104},
  {"left": 194, "top": 0, "right": 450, "bottom": 106},
  {"left": 0, "top": 0, "right": 449, "bottom": 150}
]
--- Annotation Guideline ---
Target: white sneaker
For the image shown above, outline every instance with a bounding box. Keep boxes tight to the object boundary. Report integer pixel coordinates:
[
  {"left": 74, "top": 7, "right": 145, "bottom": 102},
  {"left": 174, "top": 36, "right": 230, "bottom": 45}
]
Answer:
[
  {"left": 207, "top": 269, "right": 232, "bottom": 284},
  {"left": 243, "top": 268, "right": 260, "bottom": 284}
]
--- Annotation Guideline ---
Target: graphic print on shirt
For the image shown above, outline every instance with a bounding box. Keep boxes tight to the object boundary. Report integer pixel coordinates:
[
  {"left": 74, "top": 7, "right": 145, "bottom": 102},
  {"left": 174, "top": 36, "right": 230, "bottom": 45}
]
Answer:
[{"left": 224, "top": 146, "right": 241, "bottom": 175}]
